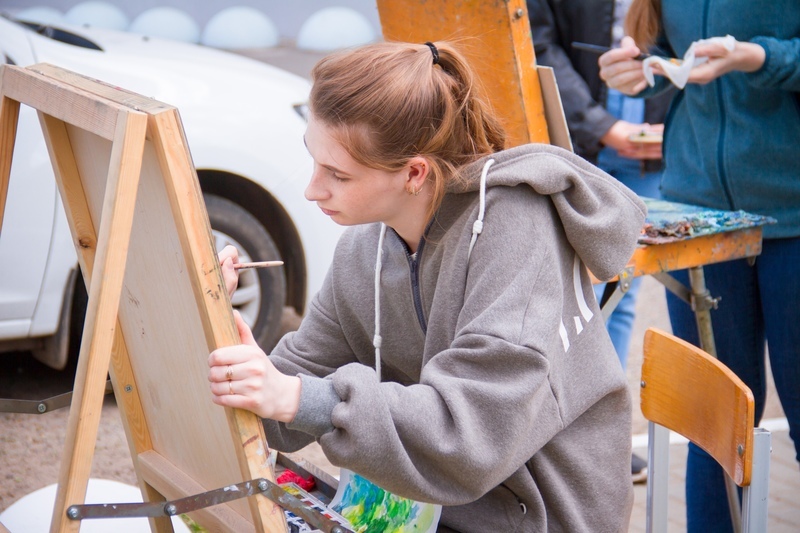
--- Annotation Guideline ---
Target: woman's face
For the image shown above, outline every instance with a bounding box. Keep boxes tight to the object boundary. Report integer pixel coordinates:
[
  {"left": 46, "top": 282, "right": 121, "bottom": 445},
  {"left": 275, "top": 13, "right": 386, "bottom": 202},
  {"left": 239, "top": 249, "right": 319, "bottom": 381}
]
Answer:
[{"left": 303, "top": 115, "right": 412, "bottom": 228}]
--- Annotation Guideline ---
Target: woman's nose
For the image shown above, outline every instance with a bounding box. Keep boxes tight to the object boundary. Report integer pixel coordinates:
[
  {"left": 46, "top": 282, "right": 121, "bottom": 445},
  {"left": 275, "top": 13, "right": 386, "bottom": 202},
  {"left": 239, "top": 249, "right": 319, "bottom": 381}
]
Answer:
[{"left": 304, "top": 167, "right": 328, "bottom": 202}]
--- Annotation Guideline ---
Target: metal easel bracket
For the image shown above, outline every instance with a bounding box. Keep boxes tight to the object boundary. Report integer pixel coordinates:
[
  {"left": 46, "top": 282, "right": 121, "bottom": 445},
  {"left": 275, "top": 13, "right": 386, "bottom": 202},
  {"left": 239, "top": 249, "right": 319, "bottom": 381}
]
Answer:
[
  {"left": 0, "top": 379, "right": 113, "bottom": 414},
  {"left": 601, "top": 266, "right": 635, "bottom": 320},
  {"left": 651, "top": 272, "right": 720, "bottom": 312},
  {"left": 66, "top": 477, "right": 352, "bottom": 533}
]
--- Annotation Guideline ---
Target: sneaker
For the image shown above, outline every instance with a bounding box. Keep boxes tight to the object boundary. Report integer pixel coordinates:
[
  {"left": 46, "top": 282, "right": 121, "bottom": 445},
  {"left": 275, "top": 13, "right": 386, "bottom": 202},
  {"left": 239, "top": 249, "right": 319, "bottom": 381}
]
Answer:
[{"left": 632, "top": 453, "right": 648, "bottom": 484}]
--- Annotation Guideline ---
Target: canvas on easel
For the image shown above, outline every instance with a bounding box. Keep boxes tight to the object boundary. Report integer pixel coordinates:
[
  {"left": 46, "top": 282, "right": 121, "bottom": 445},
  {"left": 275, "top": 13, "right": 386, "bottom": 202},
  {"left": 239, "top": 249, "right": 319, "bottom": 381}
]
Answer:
[{"left": 0, "top": 63, "right": 287, "bottom": 533}]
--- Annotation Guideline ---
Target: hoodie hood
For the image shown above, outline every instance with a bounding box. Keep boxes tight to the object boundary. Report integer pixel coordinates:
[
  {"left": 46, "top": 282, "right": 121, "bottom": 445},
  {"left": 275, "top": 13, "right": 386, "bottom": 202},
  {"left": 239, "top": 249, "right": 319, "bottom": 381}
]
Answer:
[{"left": 454, "top": 143, "right": 647, "bottom": 281}]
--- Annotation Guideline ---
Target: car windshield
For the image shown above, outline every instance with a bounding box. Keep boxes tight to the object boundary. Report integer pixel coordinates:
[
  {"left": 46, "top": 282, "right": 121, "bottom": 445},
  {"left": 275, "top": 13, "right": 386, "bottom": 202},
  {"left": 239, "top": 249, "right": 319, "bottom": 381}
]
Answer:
[{"left": 8, "top": 15, "right": 103, "bottom": 51}]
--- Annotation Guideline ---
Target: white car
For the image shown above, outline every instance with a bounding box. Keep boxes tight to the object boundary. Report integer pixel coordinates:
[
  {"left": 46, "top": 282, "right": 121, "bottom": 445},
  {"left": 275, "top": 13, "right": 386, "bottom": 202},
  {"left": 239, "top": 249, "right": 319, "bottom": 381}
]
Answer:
[{"left": 0, "top": 14, "right": 343, "bottom": 369}]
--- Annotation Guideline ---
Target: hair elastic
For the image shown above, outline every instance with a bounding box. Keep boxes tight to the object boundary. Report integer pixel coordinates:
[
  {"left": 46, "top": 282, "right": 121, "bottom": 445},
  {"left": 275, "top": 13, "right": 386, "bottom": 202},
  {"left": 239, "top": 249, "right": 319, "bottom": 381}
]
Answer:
[{"left": 424, "top": 41, "right": 440, "bottom": 65}]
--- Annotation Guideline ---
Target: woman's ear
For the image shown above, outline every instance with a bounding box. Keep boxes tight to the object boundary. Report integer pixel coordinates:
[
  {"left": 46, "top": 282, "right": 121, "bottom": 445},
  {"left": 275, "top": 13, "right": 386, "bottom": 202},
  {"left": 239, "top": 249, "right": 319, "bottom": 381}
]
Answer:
[{"left": 405, "top": 156, "right": 431, "bottom": 192}]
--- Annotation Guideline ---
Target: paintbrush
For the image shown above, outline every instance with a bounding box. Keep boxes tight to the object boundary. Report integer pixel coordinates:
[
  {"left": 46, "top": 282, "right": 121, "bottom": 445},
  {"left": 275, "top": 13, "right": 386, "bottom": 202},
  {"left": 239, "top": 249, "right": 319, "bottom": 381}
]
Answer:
[
  {"left": 571, "top": 41, "right": 651, "bottom": 61},
  {"left": 233, "top": 261, "right": 284, "bottom": 270}
]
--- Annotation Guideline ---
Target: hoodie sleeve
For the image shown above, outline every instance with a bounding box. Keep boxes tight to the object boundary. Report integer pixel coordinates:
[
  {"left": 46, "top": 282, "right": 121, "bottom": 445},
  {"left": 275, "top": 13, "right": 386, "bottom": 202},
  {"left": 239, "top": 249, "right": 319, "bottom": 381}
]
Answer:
[{"left": 260, "top": 253, "right": 360, "bottom": 451}]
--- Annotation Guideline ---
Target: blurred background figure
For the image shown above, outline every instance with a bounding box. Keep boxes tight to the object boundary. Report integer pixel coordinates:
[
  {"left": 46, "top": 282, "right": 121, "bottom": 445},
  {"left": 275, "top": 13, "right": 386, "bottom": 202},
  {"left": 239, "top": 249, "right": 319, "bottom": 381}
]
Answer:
[
  {"left": 599, "top": 0, "right": 800, "bottom": 531},
  {"left": 528, "top": 0, "right": 675, "bottom": 484}
]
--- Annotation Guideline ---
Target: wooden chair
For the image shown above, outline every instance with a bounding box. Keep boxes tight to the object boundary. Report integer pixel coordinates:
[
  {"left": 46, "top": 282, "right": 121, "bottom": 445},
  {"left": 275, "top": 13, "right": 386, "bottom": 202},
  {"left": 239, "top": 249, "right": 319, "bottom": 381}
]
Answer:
[{"left": 641, "top": 327, "right": 771, "bottom": 533}]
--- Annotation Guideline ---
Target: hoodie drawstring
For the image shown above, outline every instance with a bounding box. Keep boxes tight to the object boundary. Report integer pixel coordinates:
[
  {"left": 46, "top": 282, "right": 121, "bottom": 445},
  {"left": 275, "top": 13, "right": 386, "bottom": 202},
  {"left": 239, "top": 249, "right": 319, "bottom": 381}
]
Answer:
[
  {"left": 468, "top": 158, "right": 495, "bottom": 259},
  {"left": 373, "top": 157, "right": 494, "bottom": 382},
  {"left": 373, "top": 223, "right": 388, "bottom": 382}
]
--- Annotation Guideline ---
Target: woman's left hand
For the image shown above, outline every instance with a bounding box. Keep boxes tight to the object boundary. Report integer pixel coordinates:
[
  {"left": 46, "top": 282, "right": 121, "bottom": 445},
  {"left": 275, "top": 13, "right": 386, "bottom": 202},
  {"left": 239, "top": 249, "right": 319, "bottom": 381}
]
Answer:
[
  {"left": 208, "top": 311, "right": 301, "bottom": 422},
  {"left": 218, "top": 245, "right": 240, "bottom": 300},
  {"left": 688, "top": 40, "right": 766, "bottom": 85}
]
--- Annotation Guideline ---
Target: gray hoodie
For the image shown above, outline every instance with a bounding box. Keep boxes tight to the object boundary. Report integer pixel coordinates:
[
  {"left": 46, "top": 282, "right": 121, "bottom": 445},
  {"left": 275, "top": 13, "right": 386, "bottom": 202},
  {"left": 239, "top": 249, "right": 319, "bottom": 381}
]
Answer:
[{"left": 264, "top": 143, "right": 645, "bottom": 531}]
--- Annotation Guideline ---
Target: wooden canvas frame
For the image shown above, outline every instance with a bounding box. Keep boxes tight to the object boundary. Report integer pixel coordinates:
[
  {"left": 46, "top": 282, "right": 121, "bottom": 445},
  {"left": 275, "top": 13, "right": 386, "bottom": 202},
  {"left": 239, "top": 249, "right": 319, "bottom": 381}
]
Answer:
[
  {"left": 377, "top": 0, "right": 551, "bottom": 148},
  {"left": 0, "top": 63, "right": 287, "bottom": 533}
]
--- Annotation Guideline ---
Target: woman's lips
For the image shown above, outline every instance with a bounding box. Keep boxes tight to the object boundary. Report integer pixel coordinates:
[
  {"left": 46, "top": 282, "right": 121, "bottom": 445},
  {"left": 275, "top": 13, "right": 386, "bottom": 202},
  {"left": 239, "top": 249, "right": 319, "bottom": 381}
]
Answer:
[{"left": 320, "top": 207, "right": 338, "bottom": 216}]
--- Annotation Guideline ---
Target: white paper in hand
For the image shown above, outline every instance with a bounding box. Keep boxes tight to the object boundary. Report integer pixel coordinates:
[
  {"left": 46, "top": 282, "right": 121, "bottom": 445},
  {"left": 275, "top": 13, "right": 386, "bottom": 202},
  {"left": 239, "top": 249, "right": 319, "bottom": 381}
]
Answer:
[{"left": 643, "top": 35, "right": 736, "bottom": 89}]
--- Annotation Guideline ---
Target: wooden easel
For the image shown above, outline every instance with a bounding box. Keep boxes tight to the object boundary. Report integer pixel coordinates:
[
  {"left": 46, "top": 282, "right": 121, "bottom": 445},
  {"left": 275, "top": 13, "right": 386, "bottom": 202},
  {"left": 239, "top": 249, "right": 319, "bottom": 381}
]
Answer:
[
  {"left": 377, "top": 0, "right": 569, "bottom": 149},
  {"left": 0, "top": 64, "right": 287, "bottom": 532}
]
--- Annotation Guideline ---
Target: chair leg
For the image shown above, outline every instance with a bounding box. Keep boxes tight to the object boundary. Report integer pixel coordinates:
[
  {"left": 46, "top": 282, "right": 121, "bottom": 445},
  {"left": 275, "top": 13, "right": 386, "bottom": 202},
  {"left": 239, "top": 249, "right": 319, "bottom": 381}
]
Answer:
[
  {"left": 742, "top": 428, "right": 771, "bottom": 533},
  {"left": 725, "top": 471, "right": 743, "bottom": 533},
  {"left": 646, "top": 422, "right": 670, "bottom": 533}
]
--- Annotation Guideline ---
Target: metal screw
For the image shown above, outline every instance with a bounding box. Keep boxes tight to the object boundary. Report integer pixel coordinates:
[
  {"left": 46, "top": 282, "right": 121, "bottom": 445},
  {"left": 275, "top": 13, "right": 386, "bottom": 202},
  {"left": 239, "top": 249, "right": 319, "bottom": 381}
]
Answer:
[
  {"left": 66, "top": 506, "right": 80, "bottom": 519},
  {"left": 37, "top": 403, "right": 47, "bottom": 413},
  {"left": 258, "top": 479, "right": 269, "bottom": 492},
  {"left": 164, "top": 503, "right": 177, "bottom": 516},
  {"left": 640, "top": 380, "right": 646, "bottom": 388},
  {"left": 125, "top": 385, "right": 132, "bottom": 393},
  {"left": 737, "top": 444, "right": 744, "bottom": 456},
  {"left": 331, "top": 527, "right": 346, "bottom": 533},
  {"left": 514, "top": 8, "right": 524, "bottom": 19}
]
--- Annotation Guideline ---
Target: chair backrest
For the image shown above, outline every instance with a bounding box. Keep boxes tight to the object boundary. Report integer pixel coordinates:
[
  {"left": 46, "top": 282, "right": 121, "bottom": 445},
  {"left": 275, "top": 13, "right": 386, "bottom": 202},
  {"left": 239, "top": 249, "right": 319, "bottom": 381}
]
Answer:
[
  {"left": 642, "top": 327, "right": 754, "bottom": 485},
  {"left": 641, "top": 327, "right": 771, "bottom": 533}
]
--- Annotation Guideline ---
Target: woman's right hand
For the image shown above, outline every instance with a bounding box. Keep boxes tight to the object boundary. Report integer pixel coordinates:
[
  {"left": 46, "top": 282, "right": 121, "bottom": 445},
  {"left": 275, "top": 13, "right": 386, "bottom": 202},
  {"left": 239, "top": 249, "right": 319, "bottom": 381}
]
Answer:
[
  {"left": 218, "top": 245, "right": 240, "bottom": 300},
  {"left": 599, "top": 36, "right": 649, "bottom": 95}
]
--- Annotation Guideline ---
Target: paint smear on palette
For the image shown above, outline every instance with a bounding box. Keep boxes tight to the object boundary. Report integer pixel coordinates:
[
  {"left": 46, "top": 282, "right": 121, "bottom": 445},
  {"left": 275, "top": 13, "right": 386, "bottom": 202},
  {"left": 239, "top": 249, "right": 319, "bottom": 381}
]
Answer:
[
  {"left": 330, "top": 469, "right": 441, "bottom": 533},
  {"left": 639, "top": 197, "right": 775, "bottom": 245}
]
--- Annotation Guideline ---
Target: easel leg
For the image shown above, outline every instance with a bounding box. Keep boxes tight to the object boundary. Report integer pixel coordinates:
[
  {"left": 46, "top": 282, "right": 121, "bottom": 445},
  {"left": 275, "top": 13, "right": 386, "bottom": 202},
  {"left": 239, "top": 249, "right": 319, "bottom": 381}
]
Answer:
[
  {"left": 687, "top": 266, "right": 743, "bottom": 533},
  {"left": 0, "top": 93, "right": 21, "bottom": 227},
  {"left": 48, "top": 110, "right": 148, "bottom": 532}
]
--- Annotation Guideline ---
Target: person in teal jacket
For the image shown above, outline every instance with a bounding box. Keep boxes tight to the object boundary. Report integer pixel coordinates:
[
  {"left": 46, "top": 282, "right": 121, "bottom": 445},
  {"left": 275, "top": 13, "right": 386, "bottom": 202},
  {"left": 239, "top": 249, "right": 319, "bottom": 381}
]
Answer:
[{"left": 599, "top": 1, "right": 800, "bottom": 531}]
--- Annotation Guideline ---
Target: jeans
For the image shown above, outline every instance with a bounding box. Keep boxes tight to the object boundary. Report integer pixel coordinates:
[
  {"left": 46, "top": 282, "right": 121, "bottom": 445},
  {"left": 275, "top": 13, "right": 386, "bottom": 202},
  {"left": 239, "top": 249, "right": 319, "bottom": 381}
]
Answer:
[
  {"left": 665, "top": 237, "right": 800, "bottom": 532},
  {"left": 595, "top": 89, "right": 661, "bottom": 368}
]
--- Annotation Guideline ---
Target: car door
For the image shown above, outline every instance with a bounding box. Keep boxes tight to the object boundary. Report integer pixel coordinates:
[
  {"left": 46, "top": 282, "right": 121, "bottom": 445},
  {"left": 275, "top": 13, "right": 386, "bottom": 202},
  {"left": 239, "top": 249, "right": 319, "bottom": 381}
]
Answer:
[{"left": 0, "top": 19, "right": 60, "bottom": 338}]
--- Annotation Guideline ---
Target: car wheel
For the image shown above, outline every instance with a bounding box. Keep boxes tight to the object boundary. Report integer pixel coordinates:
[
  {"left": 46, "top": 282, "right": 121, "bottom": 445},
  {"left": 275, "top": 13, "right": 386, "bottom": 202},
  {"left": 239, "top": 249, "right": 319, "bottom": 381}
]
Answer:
[{"left": 205, "top": 194, "right": 287, "bottom": 351}]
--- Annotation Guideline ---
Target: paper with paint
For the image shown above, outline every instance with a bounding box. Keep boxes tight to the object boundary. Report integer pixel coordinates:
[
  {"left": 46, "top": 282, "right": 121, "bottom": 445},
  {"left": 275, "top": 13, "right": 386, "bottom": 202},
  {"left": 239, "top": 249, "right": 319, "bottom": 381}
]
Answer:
[
  {"left": 643, "top": 35, "right": 736, "bottom": 89},
  {"left": 330, "top": 469, "right": 442, "bottom": 533},
  {"left": 639, "top": 197, "right": 775, "bottom": 245}
]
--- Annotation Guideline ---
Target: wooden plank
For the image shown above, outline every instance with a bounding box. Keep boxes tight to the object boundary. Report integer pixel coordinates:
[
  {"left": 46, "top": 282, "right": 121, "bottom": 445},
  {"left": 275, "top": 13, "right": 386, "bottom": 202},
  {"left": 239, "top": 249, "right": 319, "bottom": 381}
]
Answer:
[
  {"left": 31, "top": 63, "right": 175, "bottom": 117},
  {"left": 49, "top": 109, "right": 147, "bottom": 531},
  {"left": 43, "top": 65, "right": 281, "bottom": 531},
  {"left": 147, "top": 108, "right": 285, "bottom": 532},
  {"left": 39, "top": 113, "right": 171, "bottom": 533},
  {"left": 1, "top": 65, "right": 121, "bottom": 141},
  {"left": 0, "top": 87, "right": 21, "bottom": 227},
  {"left": 629, "top": 227, "right": 763, "bottom": 278},
  {"left": 642, "top": 328, "right": 754, "bottom": 486},
  {"left": 376, "top": 0, "right": 549, "bottom": 148},
  {"left": 138, "top": 451, "right": 255, "bottom": 533},
  {"left": 537, "top": 66, "right": 573, "bottom": 152}
]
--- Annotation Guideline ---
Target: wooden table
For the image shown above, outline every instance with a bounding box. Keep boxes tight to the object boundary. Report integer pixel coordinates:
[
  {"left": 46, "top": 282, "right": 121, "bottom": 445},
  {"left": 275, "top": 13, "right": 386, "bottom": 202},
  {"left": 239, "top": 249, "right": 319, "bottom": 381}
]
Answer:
[{"left": 599, "top": 198, "right": 773, "bottom": 359}]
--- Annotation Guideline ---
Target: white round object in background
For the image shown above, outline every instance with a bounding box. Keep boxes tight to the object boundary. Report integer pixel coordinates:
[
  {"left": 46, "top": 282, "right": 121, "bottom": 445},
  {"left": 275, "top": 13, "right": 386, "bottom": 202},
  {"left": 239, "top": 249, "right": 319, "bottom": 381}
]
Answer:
[
  {"left": 297, "top": 7, "right": 376, "bottom": 51},
  {"left": 201, "top": 7, "right": 279, "bottom": 49},
  {"left": 129, "top": 7, "right": 200, "bottom": 43},
  {"left": 64, "top": 1, "right": 129, "bottom": 30},
  {"left": 15, "top": 6, "right": 64, "bottom": 25},
  {"left": 0, "top": 479, "right": 190, "bottom": 532}
]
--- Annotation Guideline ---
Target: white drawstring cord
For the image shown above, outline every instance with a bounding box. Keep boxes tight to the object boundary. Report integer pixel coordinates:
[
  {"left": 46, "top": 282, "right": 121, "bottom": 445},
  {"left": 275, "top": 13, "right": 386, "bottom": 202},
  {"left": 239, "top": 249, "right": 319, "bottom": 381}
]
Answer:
[
  {"left": 374, "top": 159, "right": 492, "bottom": 380},
  {"left": 373, "top": 223, "right": 387, "bottom": 382},
  {"left": 468, "top": 158, "right": 495, "bottom": 259}
]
